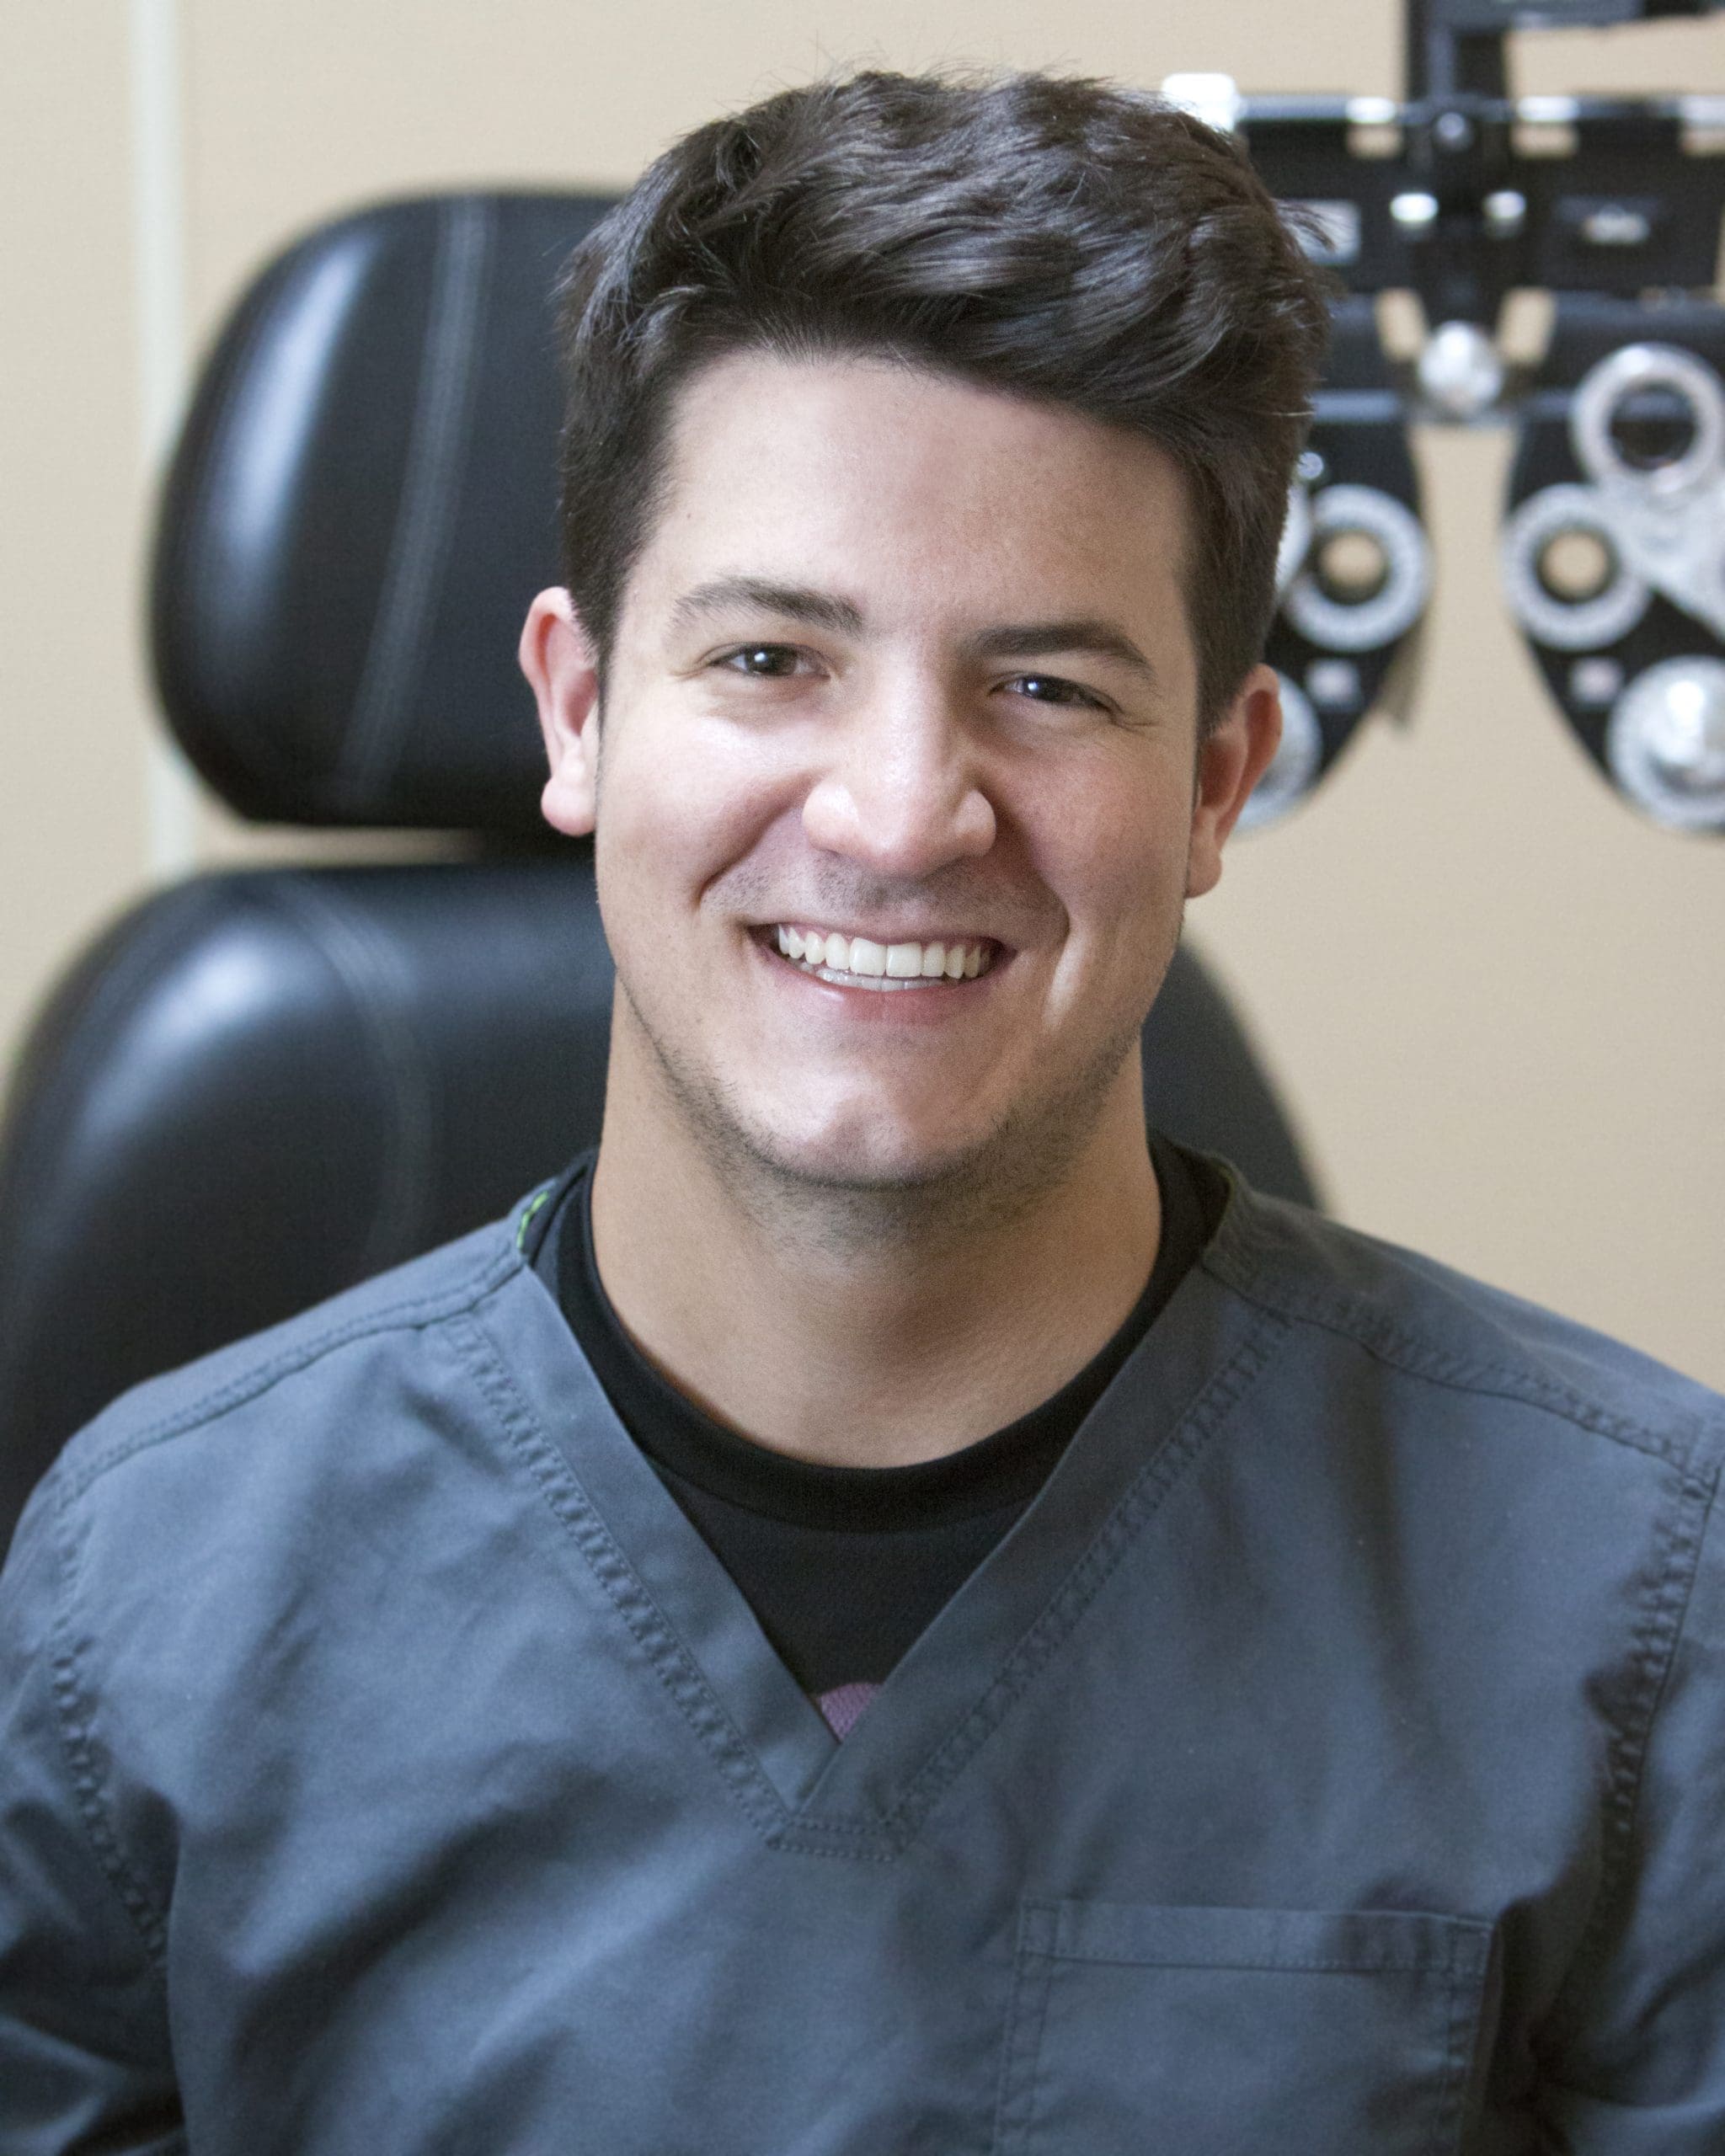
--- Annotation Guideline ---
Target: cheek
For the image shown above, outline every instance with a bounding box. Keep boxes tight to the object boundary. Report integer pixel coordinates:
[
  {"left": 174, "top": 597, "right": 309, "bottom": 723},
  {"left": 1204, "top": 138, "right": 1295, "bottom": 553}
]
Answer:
[
  {"left": 592, "top": 711, "right": 804, "bottom": 928},
  {"left": 1012, "top": 753, "right": 1193, "bottom": 956}
]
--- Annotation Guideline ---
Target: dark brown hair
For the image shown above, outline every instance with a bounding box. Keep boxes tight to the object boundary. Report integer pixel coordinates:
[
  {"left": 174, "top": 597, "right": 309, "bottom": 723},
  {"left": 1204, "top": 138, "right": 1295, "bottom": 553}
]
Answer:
[{"left": 556, "top": 69, "right": 1332, "bottom": 728}]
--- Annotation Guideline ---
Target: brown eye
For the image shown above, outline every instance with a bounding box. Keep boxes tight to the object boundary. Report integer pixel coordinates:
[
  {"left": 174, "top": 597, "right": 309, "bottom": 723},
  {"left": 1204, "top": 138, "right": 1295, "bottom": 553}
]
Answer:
[
  {"left": 724, "top": 645, "right": 802, "bottom": 677},
  {"left": 1008, "top": 674, "right": 1102, "bottom": 709}
]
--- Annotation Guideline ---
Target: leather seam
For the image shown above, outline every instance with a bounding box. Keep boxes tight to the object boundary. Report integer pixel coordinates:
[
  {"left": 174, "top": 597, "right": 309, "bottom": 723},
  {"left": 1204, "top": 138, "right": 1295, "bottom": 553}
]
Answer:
[
  {"left": 338, "top": 196, "right": 493, "bottom": 808},
  {"left": 262, "top": 876, "right": 437, "bottom": 1271}
]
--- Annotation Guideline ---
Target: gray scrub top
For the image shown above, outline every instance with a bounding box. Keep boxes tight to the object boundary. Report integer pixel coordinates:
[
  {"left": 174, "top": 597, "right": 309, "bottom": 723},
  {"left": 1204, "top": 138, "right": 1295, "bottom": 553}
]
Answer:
[{"left": 2, "top": 1171, "right": 1723, "bottom": 2154}]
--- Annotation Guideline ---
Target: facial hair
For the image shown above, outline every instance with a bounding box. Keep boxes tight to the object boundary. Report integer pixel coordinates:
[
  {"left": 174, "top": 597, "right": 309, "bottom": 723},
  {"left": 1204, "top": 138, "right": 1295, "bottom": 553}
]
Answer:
[{"left": 608, "top": 906, "right": 1182, "bottom": 1262}]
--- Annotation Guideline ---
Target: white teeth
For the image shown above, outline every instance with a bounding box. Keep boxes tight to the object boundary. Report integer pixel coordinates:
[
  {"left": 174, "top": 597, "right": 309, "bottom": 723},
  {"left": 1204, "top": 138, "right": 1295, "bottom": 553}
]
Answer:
[{"left": 773, "top": 926, "right": 993, "bottom": 986}]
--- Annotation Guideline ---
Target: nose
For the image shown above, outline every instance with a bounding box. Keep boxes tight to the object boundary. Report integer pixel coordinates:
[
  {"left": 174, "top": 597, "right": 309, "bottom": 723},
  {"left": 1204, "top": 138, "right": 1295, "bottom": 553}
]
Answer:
[{"left": 799, "top": 684, "right": 996, "bottom": 877}]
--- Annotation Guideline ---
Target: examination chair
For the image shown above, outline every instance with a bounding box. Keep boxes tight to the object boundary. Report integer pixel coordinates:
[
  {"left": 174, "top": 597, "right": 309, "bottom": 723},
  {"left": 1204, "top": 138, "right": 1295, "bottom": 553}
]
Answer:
[{"left": 0, "top": 193, "right": 1321, "bottom": 1556}]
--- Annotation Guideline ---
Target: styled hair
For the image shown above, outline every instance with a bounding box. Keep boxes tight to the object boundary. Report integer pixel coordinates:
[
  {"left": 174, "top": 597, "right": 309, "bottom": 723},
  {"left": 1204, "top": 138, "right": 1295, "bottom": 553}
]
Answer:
[{"left": 555, "top": 69, "right": 1332, "bottom": 728}]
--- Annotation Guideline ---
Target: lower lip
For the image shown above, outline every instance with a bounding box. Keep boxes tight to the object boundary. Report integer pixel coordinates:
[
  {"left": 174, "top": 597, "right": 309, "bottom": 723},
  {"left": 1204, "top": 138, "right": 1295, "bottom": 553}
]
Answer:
[{"left": 749, "top": 932, "right": 1006, "bottom": 1022}]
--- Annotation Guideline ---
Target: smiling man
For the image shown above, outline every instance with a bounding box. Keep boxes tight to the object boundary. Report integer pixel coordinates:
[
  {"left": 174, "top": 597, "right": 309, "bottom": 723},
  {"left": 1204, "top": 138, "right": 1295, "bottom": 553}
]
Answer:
[
  {"left": 5, "top": 68, "right": 1725, "bottom": 2156},
  {"left": 526, "top": 354, "right": 1256, "bottom": 1462}
]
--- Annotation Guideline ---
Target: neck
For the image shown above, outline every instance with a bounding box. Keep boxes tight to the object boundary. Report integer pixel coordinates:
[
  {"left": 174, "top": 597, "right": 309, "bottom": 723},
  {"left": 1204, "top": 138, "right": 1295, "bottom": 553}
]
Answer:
[{"left": 588, "top": 1018, "right": 1161, "bottom": 1470}]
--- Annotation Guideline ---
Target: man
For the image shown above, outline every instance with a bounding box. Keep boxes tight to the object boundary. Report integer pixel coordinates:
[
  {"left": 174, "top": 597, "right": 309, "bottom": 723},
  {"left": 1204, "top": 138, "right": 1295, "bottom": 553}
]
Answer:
[{"left": 3, "top": 68, "right": 1722, "bottom": 2153}]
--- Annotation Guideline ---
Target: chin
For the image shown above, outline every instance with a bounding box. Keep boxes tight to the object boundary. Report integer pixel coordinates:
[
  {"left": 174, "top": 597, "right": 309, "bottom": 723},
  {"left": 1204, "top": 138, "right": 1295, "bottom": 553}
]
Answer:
[
  {"left": 626, "top": 985, "right": 1132, "bottom": 1219},
  {"left": 734, "top": 1103, "right": 988, "bottom": 1195}
]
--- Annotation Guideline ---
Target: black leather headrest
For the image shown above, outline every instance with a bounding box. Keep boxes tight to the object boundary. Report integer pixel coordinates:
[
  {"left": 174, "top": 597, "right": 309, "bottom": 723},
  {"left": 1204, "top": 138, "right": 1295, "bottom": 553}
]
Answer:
[{"left": 152, "top": 192, "right": 615, "bottom": 830}]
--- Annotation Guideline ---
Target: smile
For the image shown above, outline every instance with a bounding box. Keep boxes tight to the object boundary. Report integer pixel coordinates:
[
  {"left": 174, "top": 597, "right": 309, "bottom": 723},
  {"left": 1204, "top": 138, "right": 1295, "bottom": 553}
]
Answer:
[{"left": 772, "top": 925, "right": 995, "bottom": 989}]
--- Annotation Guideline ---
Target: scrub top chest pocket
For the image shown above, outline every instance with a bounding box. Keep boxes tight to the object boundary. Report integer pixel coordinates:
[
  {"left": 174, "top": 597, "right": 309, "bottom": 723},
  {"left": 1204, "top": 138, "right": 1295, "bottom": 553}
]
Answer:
[{"left": 993, "top": 1901, "right": 1493, "bottom": 2156}]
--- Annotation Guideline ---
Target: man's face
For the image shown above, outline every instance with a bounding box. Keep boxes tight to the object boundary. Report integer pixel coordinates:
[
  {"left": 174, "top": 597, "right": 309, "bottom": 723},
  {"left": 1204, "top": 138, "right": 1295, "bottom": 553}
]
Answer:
[{"left": 526, "top": 352, "right": 1277, "bottom": 1201}]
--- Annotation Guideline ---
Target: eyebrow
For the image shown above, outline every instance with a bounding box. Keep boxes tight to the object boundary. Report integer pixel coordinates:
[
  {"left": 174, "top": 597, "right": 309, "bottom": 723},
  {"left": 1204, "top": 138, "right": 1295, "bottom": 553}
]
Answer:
[
  {"left": 670, "top": 577, "right": 866, "bottom": 637},
  {"left": 966, "top": 619, "right": 1159, "bottom": 686},
  {"left": 669, "top": 580, "right": 1157, "bottom": 689}
]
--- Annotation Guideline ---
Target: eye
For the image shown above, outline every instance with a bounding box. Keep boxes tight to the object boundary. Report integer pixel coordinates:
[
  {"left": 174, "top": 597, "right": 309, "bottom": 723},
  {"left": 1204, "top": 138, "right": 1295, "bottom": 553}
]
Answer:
[
  {"left": 1003, "top": 673, "right": 1107, "bottom": 711},
  {"left": 717, "top": 643, "right": 809, "bottom": 679}
]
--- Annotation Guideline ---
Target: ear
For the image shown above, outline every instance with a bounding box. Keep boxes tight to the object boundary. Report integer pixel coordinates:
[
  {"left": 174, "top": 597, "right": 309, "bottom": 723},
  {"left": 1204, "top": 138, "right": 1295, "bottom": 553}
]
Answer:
[
  {"left": 1185, "top": 664, "right": 1284, "bottom": 899},
  {"left": 520, "top": 587, "right": 601, "bottom": 837}
]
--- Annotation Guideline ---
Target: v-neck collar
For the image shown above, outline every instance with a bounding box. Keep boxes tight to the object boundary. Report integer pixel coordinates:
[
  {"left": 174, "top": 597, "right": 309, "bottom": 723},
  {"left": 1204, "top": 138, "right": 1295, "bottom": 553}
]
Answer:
[{"left": 455, "top": 1178, "right": 1285, "bottom": 1861}]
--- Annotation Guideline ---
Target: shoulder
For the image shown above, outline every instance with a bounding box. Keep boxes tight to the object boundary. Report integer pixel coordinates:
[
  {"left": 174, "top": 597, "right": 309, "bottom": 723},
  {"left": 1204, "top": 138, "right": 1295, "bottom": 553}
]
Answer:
[
  {"left": 1205, "top": 1172, "right": 1725, "bottom": 1487},
  {"left": 0, "top": 1193, "right": 565, "bottom": 1939},
  {"left": 14, "top": 1194, "right": 547, "bottom": 1567}
]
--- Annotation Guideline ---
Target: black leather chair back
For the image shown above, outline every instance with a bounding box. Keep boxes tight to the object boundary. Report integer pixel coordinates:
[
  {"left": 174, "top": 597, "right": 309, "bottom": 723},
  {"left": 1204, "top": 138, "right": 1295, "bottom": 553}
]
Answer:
[{"left": 0, "top": 191, "right": 1318, "bottom": 1555}]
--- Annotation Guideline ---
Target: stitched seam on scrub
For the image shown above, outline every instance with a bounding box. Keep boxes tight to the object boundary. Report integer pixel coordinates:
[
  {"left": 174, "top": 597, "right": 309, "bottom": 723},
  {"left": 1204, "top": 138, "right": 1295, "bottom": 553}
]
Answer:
[
  {"left": 450, "top": 1303, "right": 791, "bottom": 1844},
  {"left": 44, "top": 1484, "right": 171, "bottom": 1973},
  {"left": 1207, "top": 1195, "right": 1725, "bottom": 1475},
  {"left": 1028, "top": 1951, "right": 1470, "bottom": 1974},
  {"left": 993, "top": 1909, "right": 1490, "bottom": 2156},
  {"left": 24, "top": 1232, "right": 541, "bottom": 1988},
  {"left": 1206, "top": 1225, "right": 1709, "bottom": 1475},
  {"left": 1430, "top": 1919, "right": 1486, "bottom": 2156},
  {"left": 992, "top": 1911, "right": 1058, "bottom": 2156},
  {"left": 58, "top": 1244, "right": 519, "bottom": 1505},
  {"left": 772, "top": 1307, "right": 1288, "bottom": 1860},
  {"left": 1009, "top": 1900, "right": 1492, "bottom": 1977},
  {"left": 1538, "top": 1452, "right": 1718, "bottom": 2055}
]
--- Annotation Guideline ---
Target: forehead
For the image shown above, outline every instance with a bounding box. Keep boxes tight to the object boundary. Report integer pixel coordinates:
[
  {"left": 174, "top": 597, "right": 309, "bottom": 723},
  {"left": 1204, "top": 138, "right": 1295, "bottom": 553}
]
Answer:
[{"left": 630, "top": 350, "right": 1194, "bottom": 642}]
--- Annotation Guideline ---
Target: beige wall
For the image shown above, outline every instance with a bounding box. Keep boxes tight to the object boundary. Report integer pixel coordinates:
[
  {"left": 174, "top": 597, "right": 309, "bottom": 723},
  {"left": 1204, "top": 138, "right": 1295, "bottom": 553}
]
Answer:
[{"left": 5, "top": 1, "right": 1722, "bottom": 1387}]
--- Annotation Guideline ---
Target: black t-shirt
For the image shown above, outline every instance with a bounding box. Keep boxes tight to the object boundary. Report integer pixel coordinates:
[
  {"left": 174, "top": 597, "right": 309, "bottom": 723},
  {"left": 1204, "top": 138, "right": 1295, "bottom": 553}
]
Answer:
[{"left": 536, "top": 1137, "right": 1223, "bottom": 1714}]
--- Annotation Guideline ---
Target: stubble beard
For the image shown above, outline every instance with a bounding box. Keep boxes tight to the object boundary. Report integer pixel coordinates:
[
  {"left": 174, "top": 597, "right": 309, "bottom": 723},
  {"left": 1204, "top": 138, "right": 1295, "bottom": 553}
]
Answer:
[{"left": 611, "top": 920, "right": 1179, "bottom": 1262}]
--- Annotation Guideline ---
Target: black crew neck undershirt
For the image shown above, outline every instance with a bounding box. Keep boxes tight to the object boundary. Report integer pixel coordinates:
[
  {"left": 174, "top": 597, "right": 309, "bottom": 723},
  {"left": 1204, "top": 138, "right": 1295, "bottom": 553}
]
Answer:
[{"left": 537, "top": 1135, "right": 1224, "bottom": 1697}]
